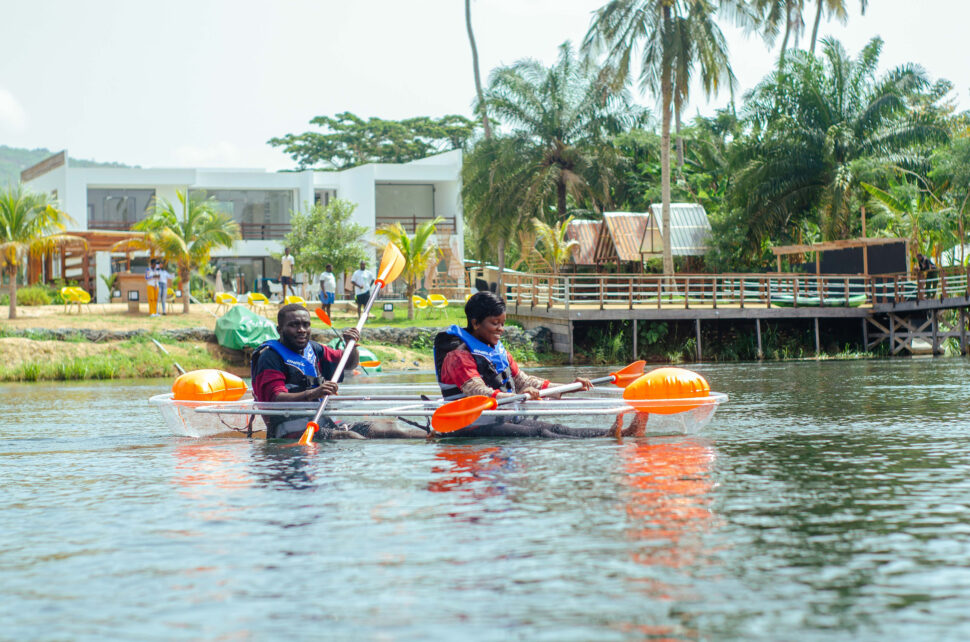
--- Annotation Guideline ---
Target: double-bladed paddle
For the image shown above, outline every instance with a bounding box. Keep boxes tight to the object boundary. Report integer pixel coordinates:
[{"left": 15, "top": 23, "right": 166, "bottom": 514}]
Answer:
[
  {"left": 297, "top": 243, "right": 406, "bottom": 444},
  {"left": 429, "top": 360, "right": 646, "bottom": 433}
]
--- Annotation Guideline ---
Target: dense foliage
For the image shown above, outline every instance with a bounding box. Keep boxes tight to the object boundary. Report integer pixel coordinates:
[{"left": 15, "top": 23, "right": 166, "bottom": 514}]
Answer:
[{"left": 283, "top": 199, "right": 369, "bottom": 278}]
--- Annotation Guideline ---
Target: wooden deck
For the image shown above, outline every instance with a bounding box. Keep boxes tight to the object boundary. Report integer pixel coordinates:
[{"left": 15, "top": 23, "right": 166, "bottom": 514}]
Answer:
[{"left": 472, "top": 267, "right": 970, "bottom": 360}]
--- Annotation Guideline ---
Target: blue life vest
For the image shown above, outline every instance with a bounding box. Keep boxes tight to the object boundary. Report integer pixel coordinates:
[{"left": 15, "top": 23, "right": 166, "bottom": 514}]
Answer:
[{"left": 433, "top": 325, "right": 513, "bottom": 399}]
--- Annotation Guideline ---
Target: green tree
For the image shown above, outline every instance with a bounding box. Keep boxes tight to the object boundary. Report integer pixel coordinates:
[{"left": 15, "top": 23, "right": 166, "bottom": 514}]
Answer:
[
  {"left": 532, "top": 216, "right": 580, "bottom": 276},
  {"left": 482, "top": 42, "right": 638, "bottom": 223},
  {"left": 283, "top": 199, "right": 368, "bottom": 279},
  {"left": 465, "top": 0, "right": 492, "bottom": 139},
  {"left": 0, "top": 184, "right": 85, "bottom": 319},
  {"left": 730, "top": 37, "right": 948, "bottom": 250},
  {"left": 809, "top": 0, "right": 865, "bottom": 55},
  {"left": 133, "top": 191, "right": 240, "bottom": 313},
  {"left": 268, "top": 112, "right": 476, "bottom": 170},
  {"left": 584, "top": 0, "right": 743, "bottom": 277},
  {"left": 375, "top": 217, "right": 444, "bottom": 320}
]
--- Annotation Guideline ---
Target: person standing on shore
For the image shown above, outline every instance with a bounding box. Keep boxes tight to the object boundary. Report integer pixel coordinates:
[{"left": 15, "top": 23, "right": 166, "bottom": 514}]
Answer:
[
  {"left": 351, "top": 260, "right": 374, "bottom": 317},
  {"left": 318, "top": 263, "right": 336, "bottom": 316},
  {"left": 156, "top": 261, "right": 173, "bottom": 316},
  {"left": 280, "top": 247, "right": 295, "bottom": 300},
  {"left": 145, "top": 259, "right": 159, "bottom": 317}
]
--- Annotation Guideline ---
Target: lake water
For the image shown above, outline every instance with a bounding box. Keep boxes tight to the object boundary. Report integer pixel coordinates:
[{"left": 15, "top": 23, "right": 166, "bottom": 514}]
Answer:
[{"left": 2, "top": 360, "right": 970, "bottom": 641}]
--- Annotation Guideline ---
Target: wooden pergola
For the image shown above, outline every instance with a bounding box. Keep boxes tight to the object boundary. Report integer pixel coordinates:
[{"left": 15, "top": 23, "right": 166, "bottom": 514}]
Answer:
[
  {"left": 771, "top": 237, "right": 909, "bottom": 275},
  {"left": 28, "top": 230, "right": 146, "bottom": 292}
]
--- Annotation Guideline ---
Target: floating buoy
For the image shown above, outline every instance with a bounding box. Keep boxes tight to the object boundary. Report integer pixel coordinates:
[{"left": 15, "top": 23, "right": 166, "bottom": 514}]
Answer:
[
  {"left": 622, "top": 367, "right": 710, "bottom": 414},
  {"left": 172, "top": 369, "right": 247, "bottom": 402}
]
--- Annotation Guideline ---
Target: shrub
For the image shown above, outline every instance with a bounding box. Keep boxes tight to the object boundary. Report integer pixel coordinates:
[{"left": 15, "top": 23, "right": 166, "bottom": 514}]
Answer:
[{"left": 16, "top": 285, "right": 52, "bottom": 306}]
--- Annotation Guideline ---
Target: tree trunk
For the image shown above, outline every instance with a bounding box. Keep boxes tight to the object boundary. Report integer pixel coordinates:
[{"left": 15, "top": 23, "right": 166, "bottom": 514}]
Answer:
[
  {"left": 557, "top": 179, "right": 568, "bottom": 221},
  {"left": 7, "top": 266, "right": 16, "bottom": 320},
  {"left": 809, "top": 0, "right": 823, "bottom": 54},
  {"left": 182, "top": 266, "right": 190, "bottom": 314},
  {"left": 661, "top": 55, "right": 674, "bottom": 278},
  {"left": 779, "top": 6, "right": 792, "bottom": 65},
  {"left": 406, "top": 281, "right": 415, "bottom": 320},
  {"left": 496, "top": 236, "right": 506, "bottom": 294},
  {"left": 675, "top": 109, "right": 684, "bottom": 169},
  {"left": 465, "top": 0, "right": 491, "bottom": 140}
]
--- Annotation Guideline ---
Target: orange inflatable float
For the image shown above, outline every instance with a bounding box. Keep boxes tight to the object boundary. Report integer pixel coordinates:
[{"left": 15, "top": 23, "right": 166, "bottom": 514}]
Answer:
[
  {"left": 622, "top": 367, "right": 710, "bottom": 414},
  {"left": 172, "top": 369, "right": 248, "bottom": 402}
]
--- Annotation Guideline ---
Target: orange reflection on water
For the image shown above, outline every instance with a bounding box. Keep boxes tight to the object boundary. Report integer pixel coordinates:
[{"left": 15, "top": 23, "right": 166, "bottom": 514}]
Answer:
[
  {"left": 427, "top": 445, "right": 508, "bottom": 498},
  {"left": 174, "top": 442, "right": 254, "bottom": 492}
]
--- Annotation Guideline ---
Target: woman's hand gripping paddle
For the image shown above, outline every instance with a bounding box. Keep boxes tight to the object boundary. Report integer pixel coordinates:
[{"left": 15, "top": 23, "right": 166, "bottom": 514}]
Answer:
[
  {"left": 430, "top": 360, "right": 646, "bottom": 433},
  {"left": 297, "top": 243, "right": 406, "bottom": 445},
  {"left": 314, "top": 308, "right": 378, "bottom": 374}
]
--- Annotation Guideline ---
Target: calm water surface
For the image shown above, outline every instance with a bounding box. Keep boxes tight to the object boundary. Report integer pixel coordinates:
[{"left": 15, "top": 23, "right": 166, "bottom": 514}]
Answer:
[{"left": 2, "top": 360, "right": 970, "bottom": 641}]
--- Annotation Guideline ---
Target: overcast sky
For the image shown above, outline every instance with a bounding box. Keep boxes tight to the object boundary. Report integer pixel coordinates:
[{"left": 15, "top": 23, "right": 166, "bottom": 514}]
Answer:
[{"left": 1, "top": 0, "right": 967, "bottom": 171}]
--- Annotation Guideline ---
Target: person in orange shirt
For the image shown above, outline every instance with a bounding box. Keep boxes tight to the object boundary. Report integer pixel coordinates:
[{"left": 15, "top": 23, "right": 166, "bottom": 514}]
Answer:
[{"left": 145, "top": 259, "right": 159, "bottom": 316}]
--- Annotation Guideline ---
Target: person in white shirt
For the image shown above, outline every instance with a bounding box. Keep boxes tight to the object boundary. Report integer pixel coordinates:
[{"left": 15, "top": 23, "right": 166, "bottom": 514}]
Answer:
[
  {"left": 145, "top": 260, "right": 160, "bottom": 317},
  {"left": 350, "top": 260, "right": 375, "bottom": 316},
  {"left": 318, "top": 263, "right": 337, "bottom": 316},
  {"left": 280, "top": 247, "right": 295, "bottom": 299},
  {"left": 156, "top": 262, "right": 173, "bottom": 315}
]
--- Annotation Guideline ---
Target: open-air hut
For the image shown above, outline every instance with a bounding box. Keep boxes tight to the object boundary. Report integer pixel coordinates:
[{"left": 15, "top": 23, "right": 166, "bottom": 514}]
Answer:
[
  {"left": 565, "top": 219, "right": 601, "bottom": 270},
  {"left": 640, "top": 203, "right": 712, "bottom": 265},
  {"left": 593, "top": 212, "right": 648, "bottom": 272}
]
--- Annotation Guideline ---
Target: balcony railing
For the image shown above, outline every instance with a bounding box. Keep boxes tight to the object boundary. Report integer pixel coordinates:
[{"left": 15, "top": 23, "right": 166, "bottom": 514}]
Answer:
[
  {"left": 239, "top": 223, "right": 291, "bottom": 240},
  {"left": 376, "top": 216, "right": 457, "bottom": 234}
]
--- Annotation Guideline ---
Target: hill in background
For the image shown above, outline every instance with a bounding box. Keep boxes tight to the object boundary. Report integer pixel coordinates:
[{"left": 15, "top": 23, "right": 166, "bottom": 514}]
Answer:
[{"left": 0, "top": 145, "right": 131, "bottom": 187}]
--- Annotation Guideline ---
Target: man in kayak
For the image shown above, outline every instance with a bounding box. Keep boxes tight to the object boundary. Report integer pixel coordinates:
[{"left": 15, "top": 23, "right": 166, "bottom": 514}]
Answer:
[
  {"left": 433, "top": 291, "right": 609, "bottom": 438},
  {"left": 252, "top": 304, "right": 423, "bottom": 440}
]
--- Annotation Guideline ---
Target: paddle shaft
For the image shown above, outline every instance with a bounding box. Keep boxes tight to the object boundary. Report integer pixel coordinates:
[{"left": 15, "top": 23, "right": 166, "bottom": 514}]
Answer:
[
  {"left": 151, "top": 338, "right": 186, "bottom": 375},
  {"left": 327, "top": 326, "right": 369, "bottom": 374},
  {"left": 304, "top": 284, "right": 383, "bottom": 433},
  {"left": 493, "top": 372, "right": 616, "bottom": 408}
]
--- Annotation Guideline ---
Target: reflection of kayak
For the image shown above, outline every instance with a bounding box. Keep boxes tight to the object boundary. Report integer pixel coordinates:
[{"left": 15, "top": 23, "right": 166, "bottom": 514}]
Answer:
[
  {"left": 771, "top": 293, "right": 866, "bottom": 307},
  {"left": 149, "top": 392, "right": 728, "bottom": 439}
]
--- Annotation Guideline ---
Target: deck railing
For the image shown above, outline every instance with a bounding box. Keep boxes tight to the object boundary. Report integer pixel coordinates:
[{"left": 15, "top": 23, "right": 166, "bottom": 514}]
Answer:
[{"left": 479, "top": 268, "right": 970, "bottom": 311}]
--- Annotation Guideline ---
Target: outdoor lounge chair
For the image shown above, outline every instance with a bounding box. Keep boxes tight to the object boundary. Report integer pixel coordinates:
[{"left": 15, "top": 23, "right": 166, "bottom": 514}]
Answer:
[
  {"left": 214, "top": 292, "right": 238, "bottom": 315},
  {"left": 61, "top": 286, "right": 91, "bottom": 314},
  {"left": 246, "top": 292, "right": 271, "bottom": 315},
  {"left": 283, "top": 295, "right": 307, "bottom": 307}
]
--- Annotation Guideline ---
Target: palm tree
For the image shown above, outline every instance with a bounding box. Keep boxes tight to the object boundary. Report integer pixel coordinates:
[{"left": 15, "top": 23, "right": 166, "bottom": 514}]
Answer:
[
  {"left": 532, "top": 216, "right": 580, "bottom": 276},
  {"left": 731, "top": 37, "right": 948, "bottom": 245},
  {"left": 808, "top": 0, "right": 866, "bottom": 55},
  {"left": 375, "top": 217, "right": 443, "bottom": 320},
  {"left": 481, "top": 42, "right": 639, "bottom": 222},
  {"left": 132, "top": 191, "right": 240, "bottom": 313},
  {"left": 0, "top": 184, "right": 85, "bottom": 319},
  {"left": 584, "top": 0, "right": 743, "bottom": 277},
  {"left": 465, "top": 0, "right": 491, "bottom": 139}
]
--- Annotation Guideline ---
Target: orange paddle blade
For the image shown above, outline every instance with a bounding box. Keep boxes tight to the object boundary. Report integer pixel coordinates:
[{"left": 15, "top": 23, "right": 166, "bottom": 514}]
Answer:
[
  {"left": 611, "top": 360, "right": 646, "bottom": 388},
  {"left": 297, "top": 421, "right": 320, "bottom": 445},
  {"left": 315, "top": 308, "right": 332, "bottom": 326},
  {"left": 375, "top": 242, "right": 406, "bottom": 287},
  {"left": 431, "top": 396, "right": 497, "bottom": 433},
  {"left": 359, "top": 360, "right": 381, "bottom": 368}
]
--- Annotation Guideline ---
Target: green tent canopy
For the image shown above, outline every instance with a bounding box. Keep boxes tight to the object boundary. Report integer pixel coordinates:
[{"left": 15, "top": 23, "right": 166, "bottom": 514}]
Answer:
[{"left": 215, "top": 305, "right": 279, "bottom": 350}]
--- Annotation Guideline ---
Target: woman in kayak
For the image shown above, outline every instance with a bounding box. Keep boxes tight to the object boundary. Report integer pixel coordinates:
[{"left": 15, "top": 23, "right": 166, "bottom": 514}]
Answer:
[{"left": 433, "top": 291, "right": 609, "bottom": 438}]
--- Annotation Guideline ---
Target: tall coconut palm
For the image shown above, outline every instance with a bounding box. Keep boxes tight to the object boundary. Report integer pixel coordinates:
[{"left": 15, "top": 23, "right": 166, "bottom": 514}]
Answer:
[
  {"left": 133, "top": 191, "right": 240, "bottom": 313},
  {"left": 732, "top": 37, "right": 948, "bottom": 244},
  {"left": 481, "top": 42, "right": 639, "bottom": 223},
  {"left": 375, "top": 217, "right": 443, "bottom": 320},
  {"left": 532, "top": 216, "right": 580, "bottom": 276},
  {"left": 808, "top": 0, "right": 866, "bottom": 55},
  {"left": 0, "top": 184, "right": 85, "bottom": 319},
  {"left": 465, "top": 0, "right": 491, "bottom": 139},
  {"left": 584, "top": 0, "right": 743, "bottom": 277}
]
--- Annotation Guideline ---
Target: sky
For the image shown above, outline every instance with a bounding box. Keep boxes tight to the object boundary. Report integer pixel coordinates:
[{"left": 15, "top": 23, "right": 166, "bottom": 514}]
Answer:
[{"left": 1, "top": 0, "right": 968, "bottom": 172}]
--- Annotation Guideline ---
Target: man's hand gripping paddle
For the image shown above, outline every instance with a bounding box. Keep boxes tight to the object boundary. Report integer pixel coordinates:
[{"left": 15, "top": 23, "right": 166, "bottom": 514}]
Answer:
[
  {"left": 430, "top": 360, "right": 646, "bottom": 433},
  {"left": 297, "top": 243, "right": 406, "bottom": 445},
  {"left": 314, "top": 308, "right": 379, "bottom": 373}
]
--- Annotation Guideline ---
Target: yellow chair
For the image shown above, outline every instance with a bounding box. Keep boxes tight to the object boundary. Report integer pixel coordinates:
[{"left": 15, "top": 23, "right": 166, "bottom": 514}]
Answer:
[
  {"left": 428, "top": 293, "right": 449, "bottom": 309},
  {"left": 465, "top": 292, "right": 472, "bottom": 302},
  {"left": 166, "top": 287, "right": 177, "bottom": 304},
  {"left": 214, "top": 292, "right": 238, "bottom": 315},
  {"left": 246, "top": 292, "right": 271, "bottom": 315},
  {"left": 412, "top": 295, "right": 429, "bottom": 317},
  {"left": 283, "top": 295, "right": 307, "bottom": 307},
  {"left": 60, "top": 286, "right": 91, "bottom": 314}
]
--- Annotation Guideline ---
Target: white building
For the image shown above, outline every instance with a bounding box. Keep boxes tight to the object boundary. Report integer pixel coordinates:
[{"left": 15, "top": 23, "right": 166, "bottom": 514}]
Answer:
[{"left": 22, "top": 150, "right": 464, "bottom": 303}]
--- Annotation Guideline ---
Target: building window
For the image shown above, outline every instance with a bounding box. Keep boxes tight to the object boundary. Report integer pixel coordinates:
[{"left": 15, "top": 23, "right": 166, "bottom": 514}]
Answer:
[
  {"left": 314, "top": 189, "right": 336, "bottom": 207},
  {"left": 189, "top": 189, "right": 294, "bottom": 240},
  {"left": 376, "top": 183, "right": 455, "bottom": 233},
  {"left": 87, "top": 189, "right": 156, "bottom": 230}
]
